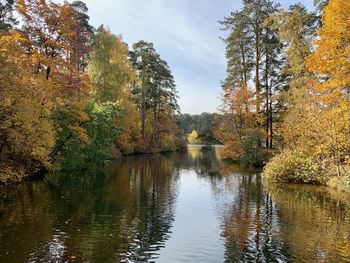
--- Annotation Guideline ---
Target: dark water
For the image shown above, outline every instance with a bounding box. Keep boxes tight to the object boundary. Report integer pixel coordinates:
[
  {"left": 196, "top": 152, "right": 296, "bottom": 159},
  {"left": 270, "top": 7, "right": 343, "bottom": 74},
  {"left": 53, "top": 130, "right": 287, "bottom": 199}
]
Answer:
[{"left": 1, "top": 145, "right": 350, "bottom": 263}]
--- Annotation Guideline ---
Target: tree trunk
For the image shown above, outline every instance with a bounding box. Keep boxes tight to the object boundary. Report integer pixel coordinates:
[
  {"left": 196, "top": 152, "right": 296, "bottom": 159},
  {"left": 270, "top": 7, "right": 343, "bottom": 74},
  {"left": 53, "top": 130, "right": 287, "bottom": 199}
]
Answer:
[
  {"left": 265, "top": 49, "right": 269, "bottom": 148},
  {"left": 255, "top": 27, "right": 261, "bottom": 147},
  {"left": 141, "top": 62, "right": 146, "bottom": 139},
  {"left": 269, "top": 79, "right": 273, "bottom": 148},
  {"left": 255, "top": 34, "right": 260, "bottom": 115},
  {"left": 150, "top": 100, "right": 158, "bottom": 148},
  {"left": 45, "top": 66, "right": 51, "bottom": 80}
]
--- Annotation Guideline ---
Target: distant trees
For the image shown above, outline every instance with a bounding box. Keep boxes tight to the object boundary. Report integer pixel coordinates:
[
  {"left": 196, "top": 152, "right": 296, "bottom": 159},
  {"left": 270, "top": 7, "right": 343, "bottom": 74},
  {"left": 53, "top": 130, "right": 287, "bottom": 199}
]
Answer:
[{"left": 178, "top": 113, "right": 219, "bottom": 144}]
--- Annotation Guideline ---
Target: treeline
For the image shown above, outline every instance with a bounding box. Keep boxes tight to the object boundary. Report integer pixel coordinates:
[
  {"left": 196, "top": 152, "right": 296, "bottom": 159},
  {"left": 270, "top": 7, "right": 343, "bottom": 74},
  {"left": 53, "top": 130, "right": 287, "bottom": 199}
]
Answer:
[
  {"left": 0, "top": 0, "right": 183, "bottom": 182},
  {"left": 177, "top": 113, "right": 219, "bottom": 144},
  {"left": 216, "top": 0, "right": 350, "bottom": 188}
]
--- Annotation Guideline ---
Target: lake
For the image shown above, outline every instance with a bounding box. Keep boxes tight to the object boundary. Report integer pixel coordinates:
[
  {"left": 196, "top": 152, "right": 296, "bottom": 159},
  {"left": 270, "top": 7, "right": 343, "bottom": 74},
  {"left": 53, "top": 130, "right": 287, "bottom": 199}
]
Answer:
[{"left": 0, "top": 145, "right": 350, "bottom": 262}]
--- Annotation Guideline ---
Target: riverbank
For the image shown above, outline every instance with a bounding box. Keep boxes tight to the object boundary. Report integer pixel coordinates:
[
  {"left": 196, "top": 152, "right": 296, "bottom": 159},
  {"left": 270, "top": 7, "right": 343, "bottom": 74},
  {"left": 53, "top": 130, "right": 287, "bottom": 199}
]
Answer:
[
  {"left": 0, "top": 143, "right": 188, "bottom": 187},
  {"left": 263, "top": 149, "right": 350, "bottom": 192}
]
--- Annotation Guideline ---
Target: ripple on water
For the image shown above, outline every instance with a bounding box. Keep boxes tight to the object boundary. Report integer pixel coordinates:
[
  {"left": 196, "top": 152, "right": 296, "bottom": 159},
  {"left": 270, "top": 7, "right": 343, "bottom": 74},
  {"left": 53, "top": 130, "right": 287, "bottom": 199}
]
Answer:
[{"left": 0, "top": 148, "right": 350, "bottom": 262}]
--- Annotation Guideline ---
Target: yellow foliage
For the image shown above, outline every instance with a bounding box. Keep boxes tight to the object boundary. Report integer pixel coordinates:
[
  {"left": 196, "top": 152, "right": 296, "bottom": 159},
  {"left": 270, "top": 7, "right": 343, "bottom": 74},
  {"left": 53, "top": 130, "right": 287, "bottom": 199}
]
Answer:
[
  {"left": 69, "top": 126, "right": 89, "bottom": 143},
  {"left": 0, "top": 32, "right": 55, "bottom": 180},
  {"left": 187, "top": 130, "right": 199, "bottom": 144},
  {"left": 115, "top": 89, "right": 140, "bottom": 154}
]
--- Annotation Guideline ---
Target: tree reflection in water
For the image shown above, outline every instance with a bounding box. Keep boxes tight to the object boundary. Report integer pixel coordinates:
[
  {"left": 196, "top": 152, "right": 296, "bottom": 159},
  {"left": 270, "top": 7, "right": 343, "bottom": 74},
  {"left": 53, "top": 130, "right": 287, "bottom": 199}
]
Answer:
[
  {"left": 0, "top": 146, "right": 350, "bottom": 263},
  {"left": 0, "top": 154, "right": 179, "bottom": 263}
]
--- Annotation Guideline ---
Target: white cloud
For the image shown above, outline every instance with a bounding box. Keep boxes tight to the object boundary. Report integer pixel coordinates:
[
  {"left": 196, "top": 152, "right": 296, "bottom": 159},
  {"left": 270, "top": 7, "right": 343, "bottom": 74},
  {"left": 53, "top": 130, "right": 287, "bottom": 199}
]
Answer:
[
  {"left": 72, "top": 0, "right": 314, "bottom": 114},
  {"left": 81, "top": 0, "right": 234, "bottom": 113}
]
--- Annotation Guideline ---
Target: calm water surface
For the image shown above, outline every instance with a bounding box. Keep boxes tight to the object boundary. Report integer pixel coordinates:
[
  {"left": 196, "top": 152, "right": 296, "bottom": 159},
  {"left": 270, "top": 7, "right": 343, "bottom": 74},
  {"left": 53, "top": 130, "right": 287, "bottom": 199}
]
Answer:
[{"left": 1, "top": 145, "right": 350, "bottom": 262}]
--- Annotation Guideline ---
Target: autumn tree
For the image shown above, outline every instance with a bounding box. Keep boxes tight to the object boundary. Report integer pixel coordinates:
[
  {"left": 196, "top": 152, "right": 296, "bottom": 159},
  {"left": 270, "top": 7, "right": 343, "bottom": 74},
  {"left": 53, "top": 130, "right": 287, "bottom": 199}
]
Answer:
[
  {"left": 265, "top": 0, "right": 350, "bottom": 183},
  {"left": 88, "top": 26, "right": 135, "bottom": 102},
  {"left": 0, "top": 32, "right": 55, "bottom": 181},
  {"left": 187, "top": 130, "right": 199, "bottom": 144},
  {"left": 306, "top": 0, "right": 350, "bottom": 175},
  {"left": 17, "top": 0, "right": 90, "bottom": 99},
  {"left": 214, "top": 83, "right": 264, "bottom": 166},
  {"left": 88, "top": 26, "right": 139, "bottom": 154},
  {"left": 267, "top": 4, "right": 317, "bottom": 148},
  {"left": 218, "top": 0, "right": 281, "bottom": 165}
]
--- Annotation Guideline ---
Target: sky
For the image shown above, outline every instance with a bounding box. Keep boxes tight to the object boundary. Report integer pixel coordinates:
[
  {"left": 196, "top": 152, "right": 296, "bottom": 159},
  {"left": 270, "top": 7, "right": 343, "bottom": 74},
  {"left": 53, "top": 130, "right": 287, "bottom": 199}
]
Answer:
[{"left": 82, "top": 0, "right": 314, "bottom": 114}]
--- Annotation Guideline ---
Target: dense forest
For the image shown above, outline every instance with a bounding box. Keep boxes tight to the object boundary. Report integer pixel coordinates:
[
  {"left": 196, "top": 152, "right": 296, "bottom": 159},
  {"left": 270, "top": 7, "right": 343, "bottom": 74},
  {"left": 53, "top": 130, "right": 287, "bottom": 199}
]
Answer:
[
  {"left": 0, "top": 0, "right": 184, "bottom": 183},
  {"left": 177, "top": 113, "right": 219, "bottom": 144},
  {"left": 216, "top": 0, "right": 349, "bottom": 190}
]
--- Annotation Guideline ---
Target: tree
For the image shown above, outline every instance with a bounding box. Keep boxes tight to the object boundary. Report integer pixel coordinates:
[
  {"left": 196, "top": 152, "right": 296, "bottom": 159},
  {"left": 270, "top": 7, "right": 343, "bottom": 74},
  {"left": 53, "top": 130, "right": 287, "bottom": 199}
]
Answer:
[
  {"left": 219, "top": 11, "right": 253, "bottom": 92},
  {"left": 88, "top": 26, "right": 135, "bottom": 102},
  {"left": 129, "top": 41, "right": 159, "bottom": 139},
  {"left": 264, "top": 0, "right": 350, "bottom": 182},
  {"left": 218, "top": 0, "right": 281, "bottom": 164},
  {"left": 0, "top": 32, "right": 55, "bottom": 180},
  {"left": 67, "top": 1, "right": 94, "bottom": 98},
  {"left": 69, "top": 1, "right": 93, "bottom": 72},
  {"left": 314, "top": 0, "right": 329, "bottom": 11},
  {"left": 88, "top": 26, "right": 139, "bottom": 154},
  {"left": 16, "top": 0, "right": 90, "bottom": 99},
  {"left": 306, "top": 0, "right": 350, "bottom": 174},
  {"left": 267, "top": 4, "right": 317, "bottom": 148},
  {"left": 187, "top": 130, "right": 199, "bottom": 144},
  {"left": 241, "top": 0, "right": 280, "bottom": 115},
  {"left": 130, "top": 41, "right": 179, "bottom": 149},
  {"left": 52, "top": 101, "right": 121, "bottom": 170},
  {"left": 214, "top": 83, "right": 261, "bottom": 164}
]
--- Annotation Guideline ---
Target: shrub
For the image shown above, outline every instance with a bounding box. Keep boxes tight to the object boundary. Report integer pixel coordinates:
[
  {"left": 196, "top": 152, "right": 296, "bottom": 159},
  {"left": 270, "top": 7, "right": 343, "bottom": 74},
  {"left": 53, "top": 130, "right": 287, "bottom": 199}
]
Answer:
[
  {"left": 264, "top": 149, "right": 323, "bottom": 184},
  {"left": 219, "top": 130, "right": 266, "bottom": 167},
  {"left": 239, "top": 130, "right": 266, "bottom": 167}
]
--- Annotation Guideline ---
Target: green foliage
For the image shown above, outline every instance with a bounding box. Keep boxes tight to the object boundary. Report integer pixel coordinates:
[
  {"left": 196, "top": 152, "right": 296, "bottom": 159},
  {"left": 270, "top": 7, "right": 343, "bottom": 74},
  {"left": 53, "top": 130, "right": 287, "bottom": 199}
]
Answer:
[
  {"left": 239, "top": 130, "right": 266, "bottom": 167},
  {"left": 53, "top": 101, "right": 121, "bottom": 171},
  {"left": 88, "top": 26, "right": 135, "bottom": 102},
  {"left": 130, "top": 40, "right": 180, "bottom": 149},
  {"left": 264, "top": 149, "right": 324, "bottom": 184}
]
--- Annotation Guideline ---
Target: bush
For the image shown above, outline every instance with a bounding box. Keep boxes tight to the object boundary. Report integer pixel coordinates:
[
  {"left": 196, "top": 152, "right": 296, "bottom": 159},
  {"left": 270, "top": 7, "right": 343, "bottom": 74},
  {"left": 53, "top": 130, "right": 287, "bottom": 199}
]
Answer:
[
  {"left": 264, "top": 149, "right": 323, "bottom": 184},
  {"left": 239, "top": 130, "right": 266, "bottom": 167},
  {"left": 219, "top": 130, "right": 266, "bottom": 167}
]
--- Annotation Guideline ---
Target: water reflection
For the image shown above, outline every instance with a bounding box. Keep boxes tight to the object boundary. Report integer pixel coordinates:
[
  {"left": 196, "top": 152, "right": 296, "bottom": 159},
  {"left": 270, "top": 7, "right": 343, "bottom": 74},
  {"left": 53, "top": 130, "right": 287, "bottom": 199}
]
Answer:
[
  {"left": 218, "top": 175, "right": 292, "bottom": 263},
  {"left": 0, "top": 146, "right": 349, "bottom": 262},
  {"left": 265, "top": 183, "right": 350, "bottom": 262},
  {"left": 0, "top": 154, "right": 178, "bottom": 263}
]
